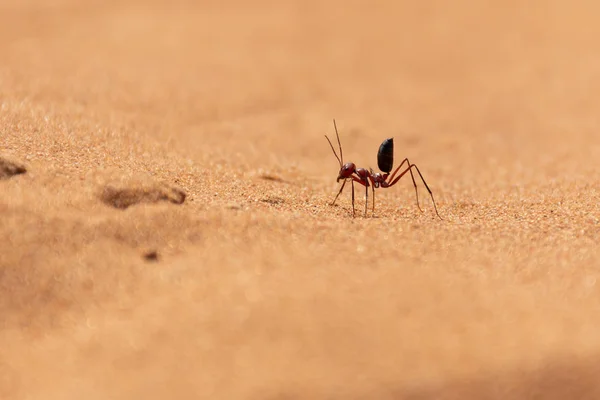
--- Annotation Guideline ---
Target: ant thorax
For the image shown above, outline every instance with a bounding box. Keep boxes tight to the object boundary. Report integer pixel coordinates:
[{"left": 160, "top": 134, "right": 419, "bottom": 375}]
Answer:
[{"left": 355, "top": 168, "right": 370, "bottom": 182}]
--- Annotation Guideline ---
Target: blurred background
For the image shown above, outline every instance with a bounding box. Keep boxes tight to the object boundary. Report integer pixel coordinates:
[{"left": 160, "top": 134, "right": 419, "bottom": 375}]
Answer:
[{"left": 4, "top": 0, "right": 600, "bottom": 204}]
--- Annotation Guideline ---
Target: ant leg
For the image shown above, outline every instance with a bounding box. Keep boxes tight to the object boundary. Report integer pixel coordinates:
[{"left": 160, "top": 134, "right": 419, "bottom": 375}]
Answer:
[
  {"left": 387, "top": 158, "right": 408, "bottom": 182},
  {"left": 386, "top": 164, "right": 442, "bottom": 220},
  {"left": 388, "top": 158, "right": 422, "bottom": 212},
  {"left": 351, "top": 179, "right": 355, "bottom": 217},
  {"left": 348, "top": 176, "right": 369, "bottom": 218},
  {"left": 372, "top": 184, "right": 375, "bottom": 214},
  {"left": 366, "top": 175, "right": 377, "bottom": 215},
  {"left": 331, "top": 179, "right": 347, "bottom": 206},
  {"left": 364, "top": 182, "right": 368, "bottom": 217}
]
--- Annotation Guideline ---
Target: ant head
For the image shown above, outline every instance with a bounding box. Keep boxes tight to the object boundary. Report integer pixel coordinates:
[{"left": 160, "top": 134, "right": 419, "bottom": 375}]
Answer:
[{"left": 337, "top": 162, "right": 356, "bottom": 182}]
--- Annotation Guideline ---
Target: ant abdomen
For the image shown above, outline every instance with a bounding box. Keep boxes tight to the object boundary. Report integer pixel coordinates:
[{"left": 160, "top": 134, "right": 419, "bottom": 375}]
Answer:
[{"left": 377, "top": 138, "right": 394, "bottom": 173}]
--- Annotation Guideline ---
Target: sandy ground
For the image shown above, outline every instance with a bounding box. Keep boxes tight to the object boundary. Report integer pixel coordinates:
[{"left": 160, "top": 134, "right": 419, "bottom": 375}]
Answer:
[{"left": 2, "top": 1, "right": 600, "bottom": 399}]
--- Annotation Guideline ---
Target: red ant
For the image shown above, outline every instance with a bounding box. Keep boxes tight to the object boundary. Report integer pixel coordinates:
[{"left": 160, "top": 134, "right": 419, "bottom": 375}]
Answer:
[{"left": 324, "top": 119, "right": 442, "bottom": 219}]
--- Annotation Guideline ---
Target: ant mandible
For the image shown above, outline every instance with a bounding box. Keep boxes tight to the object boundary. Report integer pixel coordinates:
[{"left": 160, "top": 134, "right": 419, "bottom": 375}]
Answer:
[{"left": 324, "top": 119, "right": 442, "bottom": 219}]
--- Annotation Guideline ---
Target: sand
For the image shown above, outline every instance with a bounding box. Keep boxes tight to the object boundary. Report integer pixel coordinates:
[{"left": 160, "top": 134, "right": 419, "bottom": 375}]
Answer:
[{"left": 2, "top": 1, "right": 600, "bottom": 399}]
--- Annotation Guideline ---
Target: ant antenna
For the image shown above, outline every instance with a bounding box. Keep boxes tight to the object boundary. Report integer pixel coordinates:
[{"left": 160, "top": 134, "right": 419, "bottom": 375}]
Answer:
[
  {"left": 333, "top": 119, "right": 343, "bottom": 164},
  {"left": 324, "top": 119, "right": 343, "bottom": 167}
]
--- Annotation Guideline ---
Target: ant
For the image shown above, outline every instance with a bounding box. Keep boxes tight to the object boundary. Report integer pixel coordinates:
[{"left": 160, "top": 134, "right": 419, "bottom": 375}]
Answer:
[{"left": 324, "top": 119, "right": 442, "bottom": 219}]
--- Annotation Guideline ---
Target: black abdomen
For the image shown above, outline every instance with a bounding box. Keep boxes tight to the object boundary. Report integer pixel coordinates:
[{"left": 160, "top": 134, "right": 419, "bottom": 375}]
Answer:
[{"left": 377, "top": 137, "right": 394, "bottom": 173}]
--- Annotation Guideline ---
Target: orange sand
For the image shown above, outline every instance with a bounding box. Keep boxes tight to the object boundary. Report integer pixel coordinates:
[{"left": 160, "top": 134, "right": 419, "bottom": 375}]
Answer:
[{"left": 2, "top": 1, "right": 600, "bottom": 399}]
